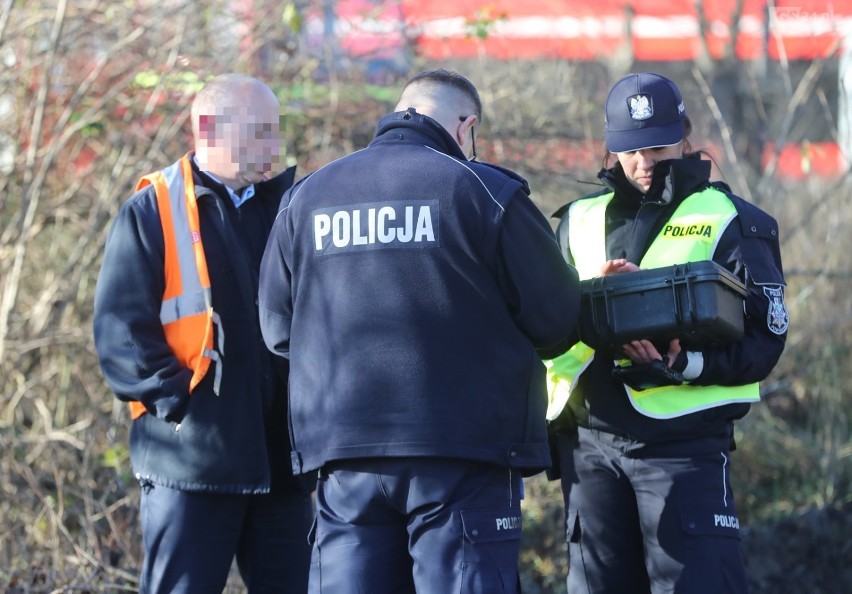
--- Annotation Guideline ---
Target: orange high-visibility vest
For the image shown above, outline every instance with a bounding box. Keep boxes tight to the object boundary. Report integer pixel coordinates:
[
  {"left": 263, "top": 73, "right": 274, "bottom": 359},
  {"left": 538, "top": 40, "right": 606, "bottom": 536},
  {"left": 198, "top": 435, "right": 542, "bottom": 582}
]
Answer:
[{"left": 128, "top": 153, "right": 223, "bottom": 419}]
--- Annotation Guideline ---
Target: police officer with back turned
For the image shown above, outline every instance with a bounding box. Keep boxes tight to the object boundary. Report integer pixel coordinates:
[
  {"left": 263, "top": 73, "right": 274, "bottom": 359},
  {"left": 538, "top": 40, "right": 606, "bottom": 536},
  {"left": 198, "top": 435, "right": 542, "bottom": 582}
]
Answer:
[{"left": 259, "top": 68, "right": 581, "bottom": 593}]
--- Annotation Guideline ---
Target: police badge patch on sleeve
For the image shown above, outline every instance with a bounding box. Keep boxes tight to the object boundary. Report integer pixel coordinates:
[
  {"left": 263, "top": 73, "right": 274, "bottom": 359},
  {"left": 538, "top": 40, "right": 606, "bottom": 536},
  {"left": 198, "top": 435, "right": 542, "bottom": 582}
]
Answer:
[{"left": 763, "top": 286, "right": 789, "bottom": 335}]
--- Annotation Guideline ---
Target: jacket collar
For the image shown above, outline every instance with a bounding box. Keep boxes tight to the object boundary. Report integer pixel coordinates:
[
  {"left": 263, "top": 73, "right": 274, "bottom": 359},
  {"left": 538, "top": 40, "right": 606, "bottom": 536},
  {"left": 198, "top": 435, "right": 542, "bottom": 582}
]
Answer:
[
  {"left": 599, "top": 154, "right": 712, "bottom": 206},
  {"left": 371, "top": 108, "right": 468, "bottom": 161},
  {"left": 187, "top": 151, "right": 297, "bottom": 204}
]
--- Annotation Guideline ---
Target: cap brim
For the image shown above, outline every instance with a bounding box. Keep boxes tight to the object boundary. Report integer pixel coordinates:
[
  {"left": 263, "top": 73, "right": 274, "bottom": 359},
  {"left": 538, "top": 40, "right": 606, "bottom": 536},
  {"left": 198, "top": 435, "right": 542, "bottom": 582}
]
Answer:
[{"left": 606, "top": 120, "right": 684, "bottom": 153}]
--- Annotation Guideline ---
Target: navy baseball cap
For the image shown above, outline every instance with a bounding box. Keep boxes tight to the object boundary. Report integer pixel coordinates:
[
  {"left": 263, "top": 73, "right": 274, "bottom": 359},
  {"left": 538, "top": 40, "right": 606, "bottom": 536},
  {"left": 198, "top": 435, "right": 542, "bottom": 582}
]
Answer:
[{"left": 604, "top": 72, "right": 686, "bottom": 153}]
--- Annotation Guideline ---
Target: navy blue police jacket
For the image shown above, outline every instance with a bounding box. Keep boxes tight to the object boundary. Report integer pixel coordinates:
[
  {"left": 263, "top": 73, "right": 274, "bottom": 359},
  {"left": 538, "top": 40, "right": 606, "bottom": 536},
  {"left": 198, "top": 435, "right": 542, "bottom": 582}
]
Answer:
[
  {"left": 259, "top": 109, "right": 581, "bottom": 476},
  {"left": 552, "top": 155, "right": 788, "bottom": 451},
  {"left": 93, "top": 157, "right": 303, "bottom": 494}
]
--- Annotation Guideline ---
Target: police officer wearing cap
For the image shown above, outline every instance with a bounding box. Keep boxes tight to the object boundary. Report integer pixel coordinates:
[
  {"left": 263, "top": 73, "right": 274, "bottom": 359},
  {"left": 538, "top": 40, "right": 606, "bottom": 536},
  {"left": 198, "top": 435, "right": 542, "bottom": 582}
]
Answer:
[
  {"left": 258, "top": 68, "right": 581, "bottom": 593},
  {"left": 545, "top": 72, "right": 789, "bottom": 593}
]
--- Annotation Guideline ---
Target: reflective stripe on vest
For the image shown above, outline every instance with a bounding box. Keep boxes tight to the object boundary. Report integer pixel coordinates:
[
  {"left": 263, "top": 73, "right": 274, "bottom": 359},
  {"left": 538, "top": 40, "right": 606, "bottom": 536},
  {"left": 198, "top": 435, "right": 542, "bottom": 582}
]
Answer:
[
  {"left": 546, "top": 343, "right": 594, "bottom": 420},
  {"left": 567, "top": 196, "right": 608, "bottom": 279},
  {"left": 127, "top": 153, "right": 223, "bottom": 419},
  {"left": 547, "top": 186, "right": 759, "bottom": 420}
]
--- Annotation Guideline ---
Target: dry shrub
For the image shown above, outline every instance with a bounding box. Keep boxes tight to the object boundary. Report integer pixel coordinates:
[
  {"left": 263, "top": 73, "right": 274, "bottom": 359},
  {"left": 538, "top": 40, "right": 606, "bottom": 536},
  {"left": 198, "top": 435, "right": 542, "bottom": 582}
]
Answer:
[{"left": 1, "top": 2, "right": 850, "bottom": 592}]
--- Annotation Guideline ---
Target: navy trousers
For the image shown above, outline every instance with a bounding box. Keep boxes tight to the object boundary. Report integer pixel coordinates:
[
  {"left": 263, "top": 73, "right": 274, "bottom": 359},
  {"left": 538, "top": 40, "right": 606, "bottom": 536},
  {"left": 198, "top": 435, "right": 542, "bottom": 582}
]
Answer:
[
  {"left": 309, "top": 457, "right": 524, "bottom": 594},
  {"left": 557, "top": 427, "right": 749, "bottom": 594},
  {"left": 139, "top": 483, "right": 313, "bottom": 594}
]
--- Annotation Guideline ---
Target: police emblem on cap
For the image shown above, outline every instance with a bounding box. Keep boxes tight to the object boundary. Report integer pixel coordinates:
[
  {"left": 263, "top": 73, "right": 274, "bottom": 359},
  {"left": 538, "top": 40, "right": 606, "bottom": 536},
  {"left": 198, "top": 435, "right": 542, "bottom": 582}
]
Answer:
[
  {"left": 763, "top": 286, "right": 789, "bottom": 335},
  {"left": 628, "top": 94, "right": 652, "bottom": 120}
]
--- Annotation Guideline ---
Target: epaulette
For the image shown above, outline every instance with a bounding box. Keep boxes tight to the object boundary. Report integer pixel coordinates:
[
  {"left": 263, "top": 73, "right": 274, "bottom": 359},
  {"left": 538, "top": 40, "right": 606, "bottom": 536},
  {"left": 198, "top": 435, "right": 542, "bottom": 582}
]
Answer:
[
  {"left": 552, "top": 186, "right": 610, "bottom": 219},
  {"left": 473, "top": 160, "right": 531, "bottom": 195},
  {"left": 709, "top": 179, "right": 733, "bottom": 194},
  {"left": 709, "top": 183, "right": 780, "bottom": 239}
]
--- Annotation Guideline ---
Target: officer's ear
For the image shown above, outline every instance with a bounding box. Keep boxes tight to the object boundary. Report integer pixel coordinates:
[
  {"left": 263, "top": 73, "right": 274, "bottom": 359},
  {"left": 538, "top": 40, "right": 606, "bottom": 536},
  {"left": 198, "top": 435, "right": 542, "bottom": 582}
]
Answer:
[{"left": 457, "top": 115, "right": 477, "bottom": 160}]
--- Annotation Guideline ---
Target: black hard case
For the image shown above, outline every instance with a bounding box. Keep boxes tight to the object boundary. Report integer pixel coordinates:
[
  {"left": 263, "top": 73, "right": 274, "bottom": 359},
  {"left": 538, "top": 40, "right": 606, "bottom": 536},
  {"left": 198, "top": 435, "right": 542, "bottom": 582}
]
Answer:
[{"left": 578, "top": 260, "right": 747, "bottom": 352}]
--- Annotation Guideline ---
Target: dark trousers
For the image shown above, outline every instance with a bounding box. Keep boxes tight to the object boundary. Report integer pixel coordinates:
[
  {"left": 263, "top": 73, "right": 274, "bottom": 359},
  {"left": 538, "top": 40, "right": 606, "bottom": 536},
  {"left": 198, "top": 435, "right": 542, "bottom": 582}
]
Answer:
[
  {"left": 309, "top": 457, "right": 524, "bottom": 594},
  {"left": 558, "top": 427, "right": 749, "bottom": 594},
  {"left": 139, "top": 483, "right": 313, "bottom": 594}
]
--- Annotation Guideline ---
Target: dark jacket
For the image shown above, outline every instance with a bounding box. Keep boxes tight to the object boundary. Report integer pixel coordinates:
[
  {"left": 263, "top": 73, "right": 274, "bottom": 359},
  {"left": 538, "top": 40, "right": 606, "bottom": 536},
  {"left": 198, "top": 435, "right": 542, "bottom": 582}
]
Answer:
[
  {"left": 553, "top": 156, "right": 787, "bottom": 451},
  {"left": 259, "top": 109, "right": 581, "bottom": 475},
  {"left": 93, "top": 156, "right": 301, "bottom": 494}
]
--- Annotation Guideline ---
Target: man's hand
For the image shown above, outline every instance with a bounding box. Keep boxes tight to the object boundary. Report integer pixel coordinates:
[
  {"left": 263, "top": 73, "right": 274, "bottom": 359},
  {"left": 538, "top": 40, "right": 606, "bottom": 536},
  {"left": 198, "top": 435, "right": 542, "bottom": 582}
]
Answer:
[{"left": 600, "top": 259, "right": 640, "bottom": 276}]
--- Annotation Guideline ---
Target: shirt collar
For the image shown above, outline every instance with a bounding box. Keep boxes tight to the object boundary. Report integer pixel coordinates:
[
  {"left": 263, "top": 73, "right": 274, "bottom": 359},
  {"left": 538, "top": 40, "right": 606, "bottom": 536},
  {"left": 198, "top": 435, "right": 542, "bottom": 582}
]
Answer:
[{"left": 192, "top": 154, "right": 256, "bottom": 207}]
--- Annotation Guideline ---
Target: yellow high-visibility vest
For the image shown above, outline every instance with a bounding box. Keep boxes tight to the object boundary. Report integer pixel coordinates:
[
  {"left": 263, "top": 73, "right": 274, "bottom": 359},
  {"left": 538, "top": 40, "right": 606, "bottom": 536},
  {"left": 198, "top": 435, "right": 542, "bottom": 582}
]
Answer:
[{"left": 547, "top": 186, "right": 759, "bottom": 420}]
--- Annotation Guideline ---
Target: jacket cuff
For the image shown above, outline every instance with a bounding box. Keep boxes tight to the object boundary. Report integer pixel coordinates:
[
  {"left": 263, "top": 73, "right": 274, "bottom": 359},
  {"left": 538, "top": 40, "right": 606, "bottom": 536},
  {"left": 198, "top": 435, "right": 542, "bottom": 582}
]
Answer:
[{"left": 681, "top": 351, "right": 704, "bottom": 381}]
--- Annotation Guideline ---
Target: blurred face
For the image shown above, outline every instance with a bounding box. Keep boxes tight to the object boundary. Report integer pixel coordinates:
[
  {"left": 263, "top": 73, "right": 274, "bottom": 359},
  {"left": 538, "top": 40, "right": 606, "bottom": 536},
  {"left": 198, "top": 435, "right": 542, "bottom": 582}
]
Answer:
[
  {"left": 197, "top": 89, "right": 281, "bottom": 188},
  {"left": 615, "top": 143, "right": 683, "bottom": 193}
]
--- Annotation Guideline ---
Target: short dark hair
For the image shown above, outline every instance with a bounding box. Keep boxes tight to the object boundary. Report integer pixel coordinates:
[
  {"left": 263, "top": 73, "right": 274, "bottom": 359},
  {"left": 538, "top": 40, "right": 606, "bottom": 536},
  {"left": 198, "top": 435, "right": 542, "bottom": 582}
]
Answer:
[{"left": 403, "top": 69, "right": 482, "bottom": 121}]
